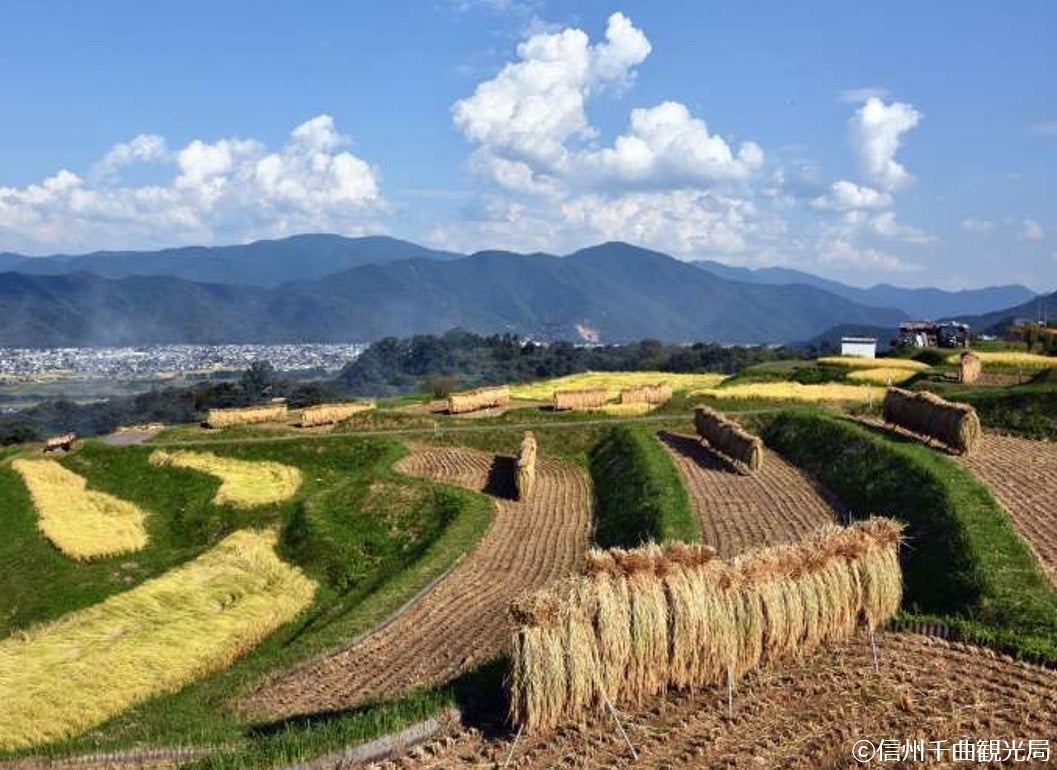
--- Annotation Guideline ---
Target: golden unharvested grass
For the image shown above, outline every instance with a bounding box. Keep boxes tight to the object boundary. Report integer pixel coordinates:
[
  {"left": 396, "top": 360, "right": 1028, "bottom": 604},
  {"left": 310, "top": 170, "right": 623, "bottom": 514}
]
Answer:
[
  {"left": 510, "top": 371, "right": 726, "bottom": 401},
  {"left": 693, "top": 382, "right": 885, "bottom": 404},
  {"left": 0, "top": 529, "right": 317, "bottom": 750},
  {"left": 818, "top": 356, "right": 928, "bottom": 371},
  {"left": 589, "top": 402, "right": 656, "bottom": 416},
  {"left": 943, "top": 351, "right": 1056, "bottom": 369},
  {"left": 149, "top": 450, "right": 302, "bottom": 507},
  {"left": 11, "top": 459, "right": 148, "bottom": 560},
  {"left": 508, "top": 518, "right": 903, "bottom": 731},
  {"left": 845, "top": 367, "right": 919, "bottom": 385}
]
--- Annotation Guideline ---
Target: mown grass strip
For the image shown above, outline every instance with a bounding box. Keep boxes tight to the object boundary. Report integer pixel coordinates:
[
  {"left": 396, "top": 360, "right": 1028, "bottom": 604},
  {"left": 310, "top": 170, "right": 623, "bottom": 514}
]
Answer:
[
  {"left": 588, "top": 424, "right": 698, "bottom": 548},
  {"left": 759, "top": 409, "right": 1057, "bottom": 663}
]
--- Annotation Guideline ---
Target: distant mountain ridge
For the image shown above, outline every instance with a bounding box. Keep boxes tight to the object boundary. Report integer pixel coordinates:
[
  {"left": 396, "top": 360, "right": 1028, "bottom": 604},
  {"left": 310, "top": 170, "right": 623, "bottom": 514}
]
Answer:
[
  {"left": 0, "top": 242, "right": 909, "bottom": 347},
  {"left": 693, "top": 259, "right": 1036, "bottom": 320},
  {"left": 0, "top": 234, "right": 460, "bottom": 288}
]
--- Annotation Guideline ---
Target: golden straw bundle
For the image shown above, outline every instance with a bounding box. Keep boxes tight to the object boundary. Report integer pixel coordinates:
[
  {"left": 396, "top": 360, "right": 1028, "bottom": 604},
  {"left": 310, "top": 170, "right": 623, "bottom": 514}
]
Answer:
[
  {"left": 882, "top": 387, "right": 981, "bottom": 454},
  {"left": 694, "top": 405, "right": 764, "bottom": 471}
]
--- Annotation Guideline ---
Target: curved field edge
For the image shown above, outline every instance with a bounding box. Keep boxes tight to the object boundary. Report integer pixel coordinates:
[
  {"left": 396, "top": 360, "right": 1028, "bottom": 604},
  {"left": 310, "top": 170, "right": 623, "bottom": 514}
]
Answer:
[
  {"left": 0, "top": 529, "right": 316, "bottom": 752},
  {"left": 757, "top": 409, "right": 1057, "bottom": 663},
  {"left": 588, "top": 424, "right": 698, "bottom": 547},
  {"left": 0, "top": 438, "right": 494, "bottom": 763}
]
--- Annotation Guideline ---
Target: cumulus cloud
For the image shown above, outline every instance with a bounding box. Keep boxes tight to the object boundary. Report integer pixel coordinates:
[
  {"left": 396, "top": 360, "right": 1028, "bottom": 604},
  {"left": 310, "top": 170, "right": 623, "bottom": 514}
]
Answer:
[
  {"left": 961, "top": 218, "right": 995, "bottom": 234},
  {"left": 866, "top": 211, "right": 937, "bottom": 244},
  {"left": 94, "top": 134, "right": 170, "bottom": 177},
  {"left": 849, "top": 97, "right": 922, "bottom": 190},
  {"left": 0, "top": 115, "right": 385, "bottom": 253},
  {"left": 816, "top": 236, "right": 920, "bottom": 272},
  {"left": 811, "top": 180, "right": 892, "bottom": 211},
  {"left": 1023, "top": 219, "right": 1045, "bottom": 241},
  {"left": 581, "top": 101, "right": 764, "bottom": 187}
]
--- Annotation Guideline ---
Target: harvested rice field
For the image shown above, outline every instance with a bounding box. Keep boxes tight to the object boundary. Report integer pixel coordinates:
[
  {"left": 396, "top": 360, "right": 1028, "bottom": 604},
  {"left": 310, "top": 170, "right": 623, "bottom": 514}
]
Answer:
[
  {"left": 0, "top": 529, "right": 316, "bottom": 750},
  {"left": 148, "top": 449, "right": 302, "bottom": 507},
  {"left": 658, "top": 432, "right": 840, "bottom": 557},
  {"left": 372, "top": 633, "right": 1057, "bottom": 769},
  {"left": 240, "top": 443, "right": 592, "bottom": 720},
  {"left": 10, "top": 458, "right": 148, "bottom": 560},
  {"left": 509, "top": 371, "right": 726, "bottom": 401},
  {"left": 693, "top": 381, "right": 885, "bottom": 404},
  {"left": 958, "top": 433, "right": 1057, "bottom": 586}
]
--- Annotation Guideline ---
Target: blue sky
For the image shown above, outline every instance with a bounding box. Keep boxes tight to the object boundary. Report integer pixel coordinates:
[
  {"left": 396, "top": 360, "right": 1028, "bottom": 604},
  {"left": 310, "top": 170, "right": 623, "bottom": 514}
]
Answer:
[{"left": 1, "top": 0, "right": 1054, "bottom": 290}]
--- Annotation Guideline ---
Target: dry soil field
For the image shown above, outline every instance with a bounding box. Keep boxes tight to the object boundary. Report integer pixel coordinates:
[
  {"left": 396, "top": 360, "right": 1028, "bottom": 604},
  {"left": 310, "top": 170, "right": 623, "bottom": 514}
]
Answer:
[
  {"left": 959, "top": 433, "right": 1057, "bottom": 586},
  {"left": 241, "top": 444, "right": 592, "bottom": 720},
  {"left": 658, "top": 432, "right": 841, "bottom": 557},
  {"left": 371, "top": 633, "right": 1057, "bottom": 769}
]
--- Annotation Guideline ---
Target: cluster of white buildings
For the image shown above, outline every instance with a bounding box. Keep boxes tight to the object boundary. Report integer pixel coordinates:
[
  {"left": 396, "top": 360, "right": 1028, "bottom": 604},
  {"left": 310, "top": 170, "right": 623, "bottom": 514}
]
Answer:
[{"left": 0, "top": 343, "right": 366, "bottom": 380}]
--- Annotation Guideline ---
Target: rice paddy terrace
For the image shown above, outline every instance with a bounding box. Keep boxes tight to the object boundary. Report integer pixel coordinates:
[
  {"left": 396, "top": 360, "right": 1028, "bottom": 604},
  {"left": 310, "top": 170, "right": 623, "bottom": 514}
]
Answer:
[
  {"left": 3, "top": 363, "right": 1057, "bottom": 769},
  {"left": 241, "top": 444, "right": 592, "bottom": 720}
]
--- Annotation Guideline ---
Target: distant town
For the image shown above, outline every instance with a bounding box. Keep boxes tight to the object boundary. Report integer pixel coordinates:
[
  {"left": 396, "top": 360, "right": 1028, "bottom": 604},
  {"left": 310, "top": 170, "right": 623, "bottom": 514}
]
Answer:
[{"left": 0, "top": 343, "right": 367, "bottom": 381}]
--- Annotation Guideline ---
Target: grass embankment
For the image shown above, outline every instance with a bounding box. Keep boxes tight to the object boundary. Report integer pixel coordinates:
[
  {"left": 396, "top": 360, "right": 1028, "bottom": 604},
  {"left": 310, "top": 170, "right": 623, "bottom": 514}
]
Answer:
[
  {"left": 760, "top": 410, "right": 1057, "bottom": 662},
  {"left": 943, "top": 384, "right": 1057, "bottom": 440},
  {"left": 0, "top": 435, "right": 493, "bottom": 762},
  {"left": 0, "top": 530, "right": 316, "bottom": 750},
  {"left": 588, "top": 425, "right": 698, "bottom": 548}
]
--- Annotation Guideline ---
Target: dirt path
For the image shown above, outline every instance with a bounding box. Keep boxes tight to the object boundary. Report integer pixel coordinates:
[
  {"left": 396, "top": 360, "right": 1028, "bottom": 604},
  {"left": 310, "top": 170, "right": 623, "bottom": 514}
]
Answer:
[
  {"left": 658, "top": 431, "right": 841, "bottom": 558},
  {"left": 958, "top": 433, "right": 1057, "bottom": 587},
  {"left": 240, "top": 445, "right": 592, "bottom": 721},
  {"left": 370, "top": 633, "right": 1057, "bottom": 769}
]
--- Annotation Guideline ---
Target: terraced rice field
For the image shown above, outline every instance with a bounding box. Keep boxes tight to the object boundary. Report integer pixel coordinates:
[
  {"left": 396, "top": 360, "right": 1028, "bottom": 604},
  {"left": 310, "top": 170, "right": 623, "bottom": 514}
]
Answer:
[
  {"left": 958, "top": 433, "right": 1057, "bottom": 586},
  {"left": 371, "top": 633, "right": 1057, "bottom": 769},
  {"left": 658, "top": 432, "right": 840, "bottom": 557},
  {"left": 241, "top": 444, "right": 592, "bottom": 720}
]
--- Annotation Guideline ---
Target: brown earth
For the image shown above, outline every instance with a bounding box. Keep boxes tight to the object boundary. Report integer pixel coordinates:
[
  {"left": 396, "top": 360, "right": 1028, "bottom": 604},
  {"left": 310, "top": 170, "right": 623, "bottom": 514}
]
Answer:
[
  {"left": 958, "top": 433, "right": 1057, "bottom": 586},
  {"left": 239, "top": 444, "right": 592, "bottom": 721},
  {"left": 369, "top": 633, "right": 1057, "bottom": 769},
  {"left": 658, "top": 431, "right": 842, "bottom": 558}
]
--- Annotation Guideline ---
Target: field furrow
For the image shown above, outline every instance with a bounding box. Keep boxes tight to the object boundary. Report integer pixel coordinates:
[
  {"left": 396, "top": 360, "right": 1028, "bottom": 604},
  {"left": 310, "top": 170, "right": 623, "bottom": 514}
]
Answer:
[
  {"left": 240, "top": 445, "right": 591, "bottom": 720},
  {"left": 658, "top": 431, "right": 840, "bottom": 557},
  {"left": 958, "top": 433, "right": 1057, "bottom": 586},
  {"left": 373, "top": 634, "right": 1057, "bottom": 769}
]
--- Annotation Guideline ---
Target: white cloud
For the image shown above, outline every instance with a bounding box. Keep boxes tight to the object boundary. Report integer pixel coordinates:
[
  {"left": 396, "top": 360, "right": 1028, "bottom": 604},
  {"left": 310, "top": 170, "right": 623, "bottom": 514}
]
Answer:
[
  {"left": 451, "top": 12, "right": 651, "bottom": 179},
  {"left": 840, "top": 86, "right": 890, "bottom": 104},
  {"left": 1023, "top": 219, "right": 1045, "bottom": 241},
  {"left": 451, "top": 13, "right": 762, "bottom": 196},
  {"left": 961, "top": 218, "right": 995, "bottom": 234},
  {"left": 1029, "top": 121, "right": 1057, "bottom": 137},
  {"left": 94, "top": 134, "right": 170, "bottom": 177},
  {"left": 581, "top": 101, "right": 764, "bottom": 187},
  {"left": 811, "top": 180, "right": 892, "bottom": 211},
  {"left": 816, "top": 236, "right": 920, "bottom": 273},
  {"left": 0, "top": 115, "right": 386, "bottom": 253},
  {"left": 866, "top": 211, "right": 937, "bottom": 244},
  {"left": 849, "top": 97, "right": 922, "bottom": 190}
]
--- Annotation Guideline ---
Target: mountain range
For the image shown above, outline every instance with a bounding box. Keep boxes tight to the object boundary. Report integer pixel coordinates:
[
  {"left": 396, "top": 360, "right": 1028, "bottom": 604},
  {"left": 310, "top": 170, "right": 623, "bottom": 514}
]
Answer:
[{"left": 0, "top": 236, "right": 1047, "bottom": 347}]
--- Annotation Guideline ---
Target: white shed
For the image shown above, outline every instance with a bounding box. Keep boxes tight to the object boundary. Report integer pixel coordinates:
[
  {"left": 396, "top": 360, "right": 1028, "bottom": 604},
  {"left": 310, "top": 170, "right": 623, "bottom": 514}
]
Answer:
[{"left": 840, "top": 336, "right": 877, "bottom": 359}]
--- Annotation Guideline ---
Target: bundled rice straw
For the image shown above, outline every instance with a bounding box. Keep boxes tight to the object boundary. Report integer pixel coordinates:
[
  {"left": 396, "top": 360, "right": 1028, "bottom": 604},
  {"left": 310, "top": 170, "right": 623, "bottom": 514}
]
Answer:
[
  {"left": 205, "top": 404, "right": 287, "bottom": 429},
  {"left": 516, "top": 432, "right": 537, "bottom": 501},
  {"left": 298, "top": 401, "right": 374, "bottom": 427},
  {"left": 508, "top": 518, "right": 903, "bottom": 731},
  {"left": 694, "top": 405, "right": 764, "bottom": 472},
  {"left": 882, "top": 387, "right": 981, "bottom": 454},
  {"left": 959, "top": 352, "right": 982, "bottom": 384},
  {"left": 553, "top": 388, "right": 609, "bottom": 411},
  {"left": 619, "top": 383, "right": 673, "bottom": 406},
  {"left": 447, "top": 385, "right": 510, "bottom": 415}
]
